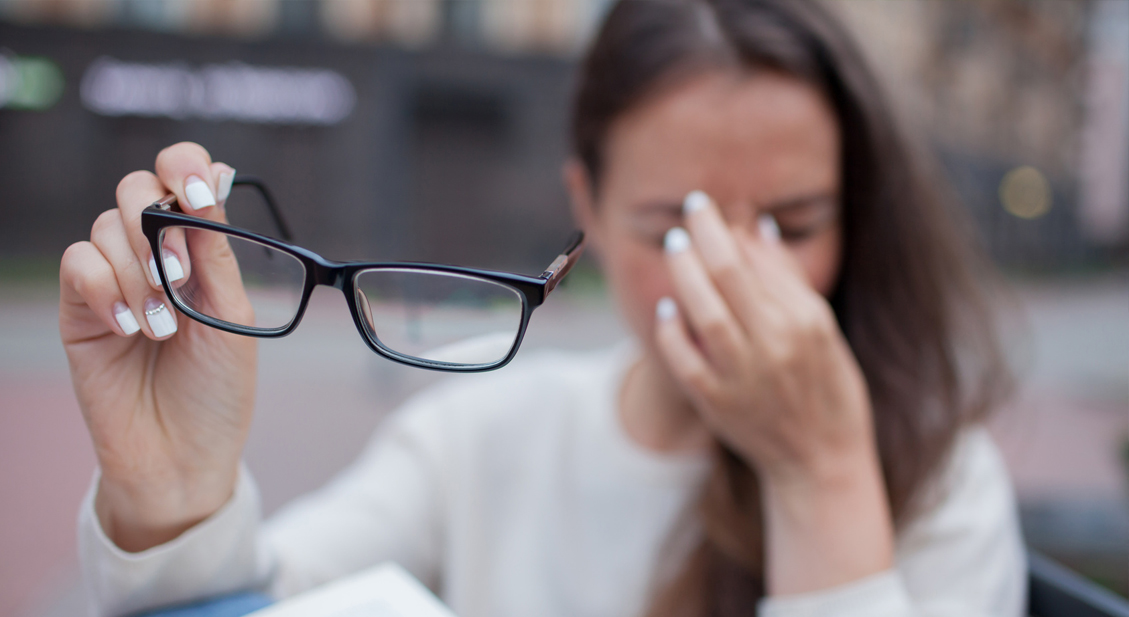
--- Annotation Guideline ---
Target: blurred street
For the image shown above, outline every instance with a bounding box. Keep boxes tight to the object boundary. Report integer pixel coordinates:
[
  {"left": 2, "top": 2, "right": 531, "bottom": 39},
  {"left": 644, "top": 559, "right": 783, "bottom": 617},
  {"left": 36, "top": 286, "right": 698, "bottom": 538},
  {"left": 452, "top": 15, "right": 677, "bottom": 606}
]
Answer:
[{"left": 1, "top": 272, "right": 1125, "bottom": 616}]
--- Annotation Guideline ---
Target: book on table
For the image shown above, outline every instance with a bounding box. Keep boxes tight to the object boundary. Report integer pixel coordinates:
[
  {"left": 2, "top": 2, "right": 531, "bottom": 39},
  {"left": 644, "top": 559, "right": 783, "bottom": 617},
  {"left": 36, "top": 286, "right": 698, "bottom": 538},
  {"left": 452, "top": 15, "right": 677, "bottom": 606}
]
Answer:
[{"left": 249, "top": 562, "right": 455, "bottom": 617}]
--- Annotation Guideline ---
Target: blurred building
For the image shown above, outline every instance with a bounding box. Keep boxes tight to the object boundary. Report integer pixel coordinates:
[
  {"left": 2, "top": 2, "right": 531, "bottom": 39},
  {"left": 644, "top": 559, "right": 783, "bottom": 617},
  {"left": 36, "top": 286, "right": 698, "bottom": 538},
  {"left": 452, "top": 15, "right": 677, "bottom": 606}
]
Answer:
[
  {"left": 0, "top": 0, "right": 615, "bottom": 272},
  {"left": 833, "top": 0, "right": 1128, "bottom": 267},
  {"left": 0, "top": 0, "right": 611, "bottom": 51},
  {"left": 0, "top": 0, "right": 1125, "bottom": 269}
]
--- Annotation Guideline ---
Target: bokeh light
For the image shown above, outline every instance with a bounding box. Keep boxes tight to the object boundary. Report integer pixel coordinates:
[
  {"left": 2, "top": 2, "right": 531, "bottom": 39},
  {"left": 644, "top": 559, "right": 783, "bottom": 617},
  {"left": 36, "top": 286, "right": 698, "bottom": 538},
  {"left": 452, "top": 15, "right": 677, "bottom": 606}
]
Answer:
[{"left": 999, "top": 165, "right": 1053, "bottom": 219}]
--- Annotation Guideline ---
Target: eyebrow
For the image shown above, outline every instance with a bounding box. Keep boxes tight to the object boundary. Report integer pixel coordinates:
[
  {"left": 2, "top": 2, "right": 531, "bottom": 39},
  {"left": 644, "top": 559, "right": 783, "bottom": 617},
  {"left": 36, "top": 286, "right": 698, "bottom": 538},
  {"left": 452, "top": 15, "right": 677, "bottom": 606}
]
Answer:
[
  {"left": 762, "top": 192, "right": 838, "bottom": 213},
  {"left": 632, "top": 191, "right": 837, "bottom": 216}
]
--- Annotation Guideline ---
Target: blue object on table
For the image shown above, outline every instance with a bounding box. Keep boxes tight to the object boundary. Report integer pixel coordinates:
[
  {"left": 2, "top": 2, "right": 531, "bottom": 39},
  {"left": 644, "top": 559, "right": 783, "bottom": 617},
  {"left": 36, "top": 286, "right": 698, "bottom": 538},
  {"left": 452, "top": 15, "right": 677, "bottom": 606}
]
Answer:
[{"left": 133, "top": 592, "right": 273, "bottom": 617}]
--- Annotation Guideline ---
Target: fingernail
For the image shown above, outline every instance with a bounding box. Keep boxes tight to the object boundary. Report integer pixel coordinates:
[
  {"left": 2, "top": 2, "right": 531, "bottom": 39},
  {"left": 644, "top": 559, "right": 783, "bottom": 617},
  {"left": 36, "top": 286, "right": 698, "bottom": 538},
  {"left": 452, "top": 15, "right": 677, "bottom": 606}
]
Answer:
[
  {"left": 664, "top": 227, "right": 691, "bottom": 253},
  {"left": 758, "top": 214, "right": 781, "bottom": 242},
  {"left": 162, "top": 250, "right": 184, "bottom": 282},
  {"left": 656, "top": 296, "right": 678, "bottom": 322},
  {"left": 148, "top": 255, "right": 161, "bottom": 287},
  {"left": 113, "top": 302, "right": 140, "bottom": 336},
  {"left": 683, "top": 190, "right": 710, "bottom": 215},
  {"left": 217, "top": 170, "right": 235, "bottom": 204},
  {"left": 144, "top": 298, "right": 177, "bottom": 338},
  {"left": 185, "top": 175, "right": 216, "bottom": 211}
]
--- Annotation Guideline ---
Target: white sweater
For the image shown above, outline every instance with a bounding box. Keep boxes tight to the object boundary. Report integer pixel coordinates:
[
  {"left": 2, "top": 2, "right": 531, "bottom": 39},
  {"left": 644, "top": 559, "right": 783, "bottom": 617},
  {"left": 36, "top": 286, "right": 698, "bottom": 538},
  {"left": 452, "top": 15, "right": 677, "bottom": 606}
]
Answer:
[{"left": 78, "top": 345, "right": 1026, "bottom": 617}]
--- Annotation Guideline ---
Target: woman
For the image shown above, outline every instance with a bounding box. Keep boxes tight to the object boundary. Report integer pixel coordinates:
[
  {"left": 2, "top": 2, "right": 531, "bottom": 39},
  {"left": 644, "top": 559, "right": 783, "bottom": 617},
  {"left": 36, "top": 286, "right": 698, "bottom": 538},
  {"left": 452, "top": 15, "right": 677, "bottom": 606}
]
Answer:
[{"left": 61, "top": 1, "right": 1024, "bottom": 616}]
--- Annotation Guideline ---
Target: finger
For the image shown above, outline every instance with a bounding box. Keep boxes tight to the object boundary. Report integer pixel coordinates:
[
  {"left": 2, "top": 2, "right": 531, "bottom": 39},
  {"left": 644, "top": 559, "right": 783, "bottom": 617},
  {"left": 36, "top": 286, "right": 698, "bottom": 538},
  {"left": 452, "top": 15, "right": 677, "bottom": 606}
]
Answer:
[
  {"left": 157, "top": 225, "right": 192, "bottom": 291},
  {"left": 60, "top": 241, "right": 141, "bottom": 339},
  {"left": 737, "top": 215, "right": 809, "bottom": 299},
  {"left": 654, "top": 296, "right": 719, "bottom": 400},
  {"left": 154, "top": 142, "right": 218, "bottom": 214},
  {"left": 682, "top": 190, "right": 764, "bottom": 325},
  {"left": 735, "top": 220, "right": 833, "bottom": 344},
  {"left": 90, "top": 209, "right": 178, "bottom": 340},
  {"left": 211, "top": 162, "right": 236, "bottom": 208},
  {"left": 115, "top": 171, "right": 189, "bottom": 291},
  {"left": 663, "top": 226, "right": 745, "bottom": 367}
]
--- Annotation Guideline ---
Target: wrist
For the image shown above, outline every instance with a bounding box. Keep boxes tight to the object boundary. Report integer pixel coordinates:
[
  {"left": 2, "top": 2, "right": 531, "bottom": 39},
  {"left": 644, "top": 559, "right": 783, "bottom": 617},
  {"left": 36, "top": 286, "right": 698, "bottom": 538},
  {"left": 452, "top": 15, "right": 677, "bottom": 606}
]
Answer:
[
  {"left": 95, "top": 464, "right": 239, "bottom": 552},
  {"left": 759, "top": 444, "right": 895, "bottom": 596},
  {"left": 760, "top": 438, "right": 881, "bottom": 499}
]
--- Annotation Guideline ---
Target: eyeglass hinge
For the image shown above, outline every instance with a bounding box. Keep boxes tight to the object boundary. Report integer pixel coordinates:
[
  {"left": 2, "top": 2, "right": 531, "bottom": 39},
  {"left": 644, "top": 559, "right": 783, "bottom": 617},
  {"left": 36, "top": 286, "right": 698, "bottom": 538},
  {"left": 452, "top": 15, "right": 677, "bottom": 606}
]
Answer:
[
  {"left": 152, "top": 194, "right": 177, "bottom": 211},
  {"left": 541, "top": 254, "right": 569, "bottom": 293}
]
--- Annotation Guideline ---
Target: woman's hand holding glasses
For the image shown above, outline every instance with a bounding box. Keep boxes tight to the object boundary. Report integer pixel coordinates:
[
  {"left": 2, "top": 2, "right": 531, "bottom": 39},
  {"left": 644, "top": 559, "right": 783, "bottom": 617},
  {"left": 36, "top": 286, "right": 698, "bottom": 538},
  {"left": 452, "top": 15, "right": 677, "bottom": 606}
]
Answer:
[
  {"left": 60, "top": 142, "right": 256, "bottom": 553},
  {"left": 60, "top": 142, "right": 582, "bottom": 553}
]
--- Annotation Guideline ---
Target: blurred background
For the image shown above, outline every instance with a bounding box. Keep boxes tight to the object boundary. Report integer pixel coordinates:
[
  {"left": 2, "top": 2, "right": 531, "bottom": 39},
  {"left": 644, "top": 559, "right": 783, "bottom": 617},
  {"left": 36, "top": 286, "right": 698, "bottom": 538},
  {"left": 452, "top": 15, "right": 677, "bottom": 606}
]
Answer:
[{"left": 0, "top": 0, "right": 1125, "bottom": 614}]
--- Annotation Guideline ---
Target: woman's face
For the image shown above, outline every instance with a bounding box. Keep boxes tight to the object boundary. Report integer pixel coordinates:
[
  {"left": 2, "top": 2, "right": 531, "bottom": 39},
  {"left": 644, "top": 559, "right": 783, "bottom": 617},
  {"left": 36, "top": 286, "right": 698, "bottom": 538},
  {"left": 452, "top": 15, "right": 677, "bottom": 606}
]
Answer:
[{"left": 568, "top": 70, "right": 843, "bottom": 353}]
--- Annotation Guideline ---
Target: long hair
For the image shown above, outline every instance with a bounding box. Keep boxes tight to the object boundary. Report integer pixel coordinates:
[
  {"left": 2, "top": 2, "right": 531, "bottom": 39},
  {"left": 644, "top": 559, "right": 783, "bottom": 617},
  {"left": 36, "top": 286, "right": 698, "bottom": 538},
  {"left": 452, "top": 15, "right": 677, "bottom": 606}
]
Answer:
[{"left": 569, "top": 1, "right": 1012, "bottom": 614}]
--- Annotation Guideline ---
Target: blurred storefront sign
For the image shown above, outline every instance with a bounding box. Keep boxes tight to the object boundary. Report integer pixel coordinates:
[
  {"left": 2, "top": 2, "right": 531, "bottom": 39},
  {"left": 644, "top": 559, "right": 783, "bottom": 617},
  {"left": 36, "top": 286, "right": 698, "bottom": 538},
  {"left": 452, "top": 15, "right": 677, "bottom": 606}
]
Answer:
[
  {"left": 0, "top": 53, "right": 63, "bottom": 110},
  {"left": 0, "top": 22, "right": 577, "bottom": 271},
  {"left": 80, "top": 57, "right": 355, "bottom": 125}
]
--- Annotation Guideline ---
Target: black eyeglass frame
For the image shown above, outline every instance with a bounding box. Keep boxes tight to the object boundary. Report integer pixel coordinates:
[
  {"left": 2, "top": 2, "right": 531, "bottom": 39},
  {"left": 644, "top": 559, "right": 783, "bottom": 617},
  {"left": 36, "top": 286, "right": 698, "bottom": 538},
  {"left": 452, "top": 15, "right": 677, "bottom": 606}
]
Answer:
[{"left": 140, "top": 176, "right": 584, "bottom": 372}]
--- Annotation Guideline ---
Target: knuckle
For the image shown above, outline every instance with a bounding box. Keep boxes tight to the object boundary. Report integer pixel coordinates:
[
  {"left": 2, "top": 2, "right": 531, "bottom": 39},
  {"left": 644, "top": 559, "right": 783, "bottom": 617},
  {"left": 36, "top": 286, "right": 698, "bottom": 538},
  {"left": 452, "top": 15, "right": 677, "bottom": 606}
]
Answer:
[
  {"left": 90, "top": 209, "right": 122, "bottom": 238},
  {"left": 796, "top": 303, "right": 833, "bottom": 343},
  {"left": 765, "top": 340, "right": 797, "bottom": 369},
  {"left": 711, "top": 257, "right": 742, "bottom": 287},
  {"left": 682, "top": 364, "right": 713, "bottom": 394},
  {"left": 789, "top": 313, "right": 815, "bottom": 341},
  {"left": 157, "top": 141, "right": 210, "bottom": 167},
  {"left": 699, "top": 314, "right": 732, "bottom": 342},
  {"left": 68, "top": 253, "right": 114, "bottom": 297},
  {"left": 116, "top": 170, "right": 158, "bottom": 202},
  {"left": 60, "top": 242, "right": 89, "bottom": 276}
]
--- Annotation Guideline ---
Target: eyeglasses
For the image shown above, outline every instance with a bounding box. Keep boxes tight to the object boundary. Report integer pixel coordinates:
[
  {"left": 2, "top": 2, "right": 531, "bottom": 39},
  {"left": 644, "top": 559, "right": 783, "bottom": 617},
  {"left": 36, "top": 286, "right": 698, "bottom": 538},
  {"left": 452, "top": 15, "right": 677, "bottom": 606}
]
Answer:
[{"left": 141, "top": 176, "right": 584, "bottom": 372}]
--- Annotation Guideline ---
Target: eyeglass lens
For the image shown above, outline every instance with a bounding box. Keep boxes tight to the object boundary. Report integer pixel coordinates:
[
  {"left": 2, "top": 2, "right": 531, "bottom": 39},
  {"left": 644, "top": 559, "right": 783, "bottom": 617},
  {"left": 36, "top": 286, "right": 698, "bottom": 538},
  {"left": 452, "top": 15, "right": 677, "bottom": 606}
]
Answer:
[
  {"left": 354, "top": 269, "right": 524, "bottom": 366},
  {"left": 159, "top": 225, "right": 306, "bottom": 331}
]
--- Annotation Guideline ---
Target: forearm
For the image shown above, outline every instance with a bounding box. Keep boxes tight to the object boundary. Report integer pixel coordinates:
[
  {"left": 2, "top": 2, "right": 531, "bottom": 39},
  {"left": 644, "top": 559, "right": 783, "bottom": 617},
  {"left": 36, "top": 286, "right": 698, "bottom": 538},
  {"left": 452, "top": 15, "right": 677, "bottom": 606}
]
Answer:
[{"left": 761, "top": 445, "right": 895, "bottom": 597}]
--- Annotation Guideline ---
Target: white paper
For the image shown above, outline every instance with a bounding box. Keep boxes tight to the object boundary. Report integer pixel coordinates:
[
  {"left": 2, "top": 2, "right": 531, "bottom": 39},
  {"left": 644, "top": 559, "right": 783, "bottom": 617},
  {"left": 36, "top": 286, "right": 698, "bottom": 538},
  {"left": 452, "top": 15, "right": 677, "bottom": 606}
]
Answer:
[{"left": 249, "top": 563, "right": 456, "bottom": 617}]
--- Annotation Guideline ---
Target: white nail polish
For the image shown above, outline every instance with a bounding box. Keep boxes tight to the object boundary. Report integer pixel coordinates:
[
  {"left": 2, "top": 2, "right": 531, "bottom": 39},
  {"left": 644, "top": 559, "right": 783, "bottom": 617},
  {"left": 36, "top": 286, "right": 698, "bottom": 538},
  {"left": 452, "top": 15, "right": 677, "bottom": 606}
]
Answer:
[
  {"left": 683, "top": 190, "right": 710, "bottom": 215},
  {"left": 144, "top": 299, "right": 177, "bottom": 338},
  {"left": 664, "top": 227, "right": 691, "bottom": 253},
  {"left": 758, "top": 214, "right": 781, "bottom": 242},
  {"left": 113, "top": 303, "right": 140, "bottom": 336},
  {"left": 185, "top": 175, "right": 216, "bottom": 210},
  {"left": 148, "top": 255, "right": 161, "bottom": 286},
  {"left": 162, "top": 250, "right": 184, "bottom": 282},
  {"left": 656, "top": 297, "right": 678, "bottom": 322},
  {"left": 217, "top": 170, "right": 235, "bottom": 203}
]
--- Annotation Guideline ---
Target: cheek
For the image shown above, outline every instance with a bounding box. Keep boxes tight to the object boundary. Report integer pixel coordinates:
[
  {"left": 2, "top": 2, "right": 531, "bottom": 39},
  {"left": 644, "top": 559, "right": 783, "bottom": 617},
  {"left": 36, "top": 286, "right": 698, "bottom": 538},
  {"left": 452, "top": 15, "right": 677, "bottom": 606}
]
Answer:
[
  {"left": 600, "top": 244, "right": 672, "bottom": 344},
  {"left": 788, "top": 228, "right": 843, "bottom": 297}
]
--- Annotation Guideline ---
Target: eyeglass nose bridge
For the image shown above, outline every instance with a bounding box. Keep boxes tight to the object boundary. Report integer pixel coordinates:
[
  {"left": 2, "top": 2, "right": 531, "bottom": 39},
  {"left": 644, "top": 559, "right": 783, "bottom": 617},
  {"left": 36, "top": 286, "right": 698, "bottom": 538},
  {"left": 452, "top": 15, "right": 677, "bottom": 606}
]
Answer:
[{"left": 308, "top": 260, "right": 350, "bottom": 290}]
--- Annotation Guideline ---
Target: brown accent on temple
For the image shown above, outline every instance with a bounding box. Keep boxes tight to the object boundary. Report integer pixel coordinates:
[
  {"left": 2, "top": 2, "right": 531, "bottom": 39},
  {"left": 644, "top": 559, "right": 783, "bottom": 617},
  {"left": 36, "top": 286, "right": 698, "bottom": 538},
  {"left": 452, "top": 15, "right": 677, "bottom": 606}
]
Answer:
[{"left": 540, "top": 231, "right": 585, "bottom": 296}]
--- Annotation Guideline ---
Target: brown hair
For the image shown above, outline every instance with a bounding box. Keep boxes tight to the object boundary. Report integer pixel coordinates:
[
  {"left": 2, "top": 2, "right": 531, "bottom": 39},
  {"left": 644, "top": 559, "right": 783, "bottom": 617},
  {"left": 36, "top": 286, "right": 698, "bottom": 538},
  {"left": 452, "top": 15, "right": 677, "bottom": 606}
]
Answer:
[{"left": 570, "top": 0, "right": 1011, "bottom": 614}]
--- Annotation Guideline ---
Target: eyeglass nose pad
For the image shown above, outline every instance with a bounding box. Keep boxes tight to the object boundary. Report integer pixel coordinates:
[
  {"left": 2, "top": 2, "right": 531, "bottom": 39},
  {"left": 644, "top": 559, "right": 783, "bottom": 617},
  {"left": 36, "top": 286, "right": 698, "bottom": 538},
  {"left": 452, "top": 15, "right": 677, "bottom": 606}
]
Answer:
[{"left": 355, "top": 288, "right": 377, "bottom": 337}]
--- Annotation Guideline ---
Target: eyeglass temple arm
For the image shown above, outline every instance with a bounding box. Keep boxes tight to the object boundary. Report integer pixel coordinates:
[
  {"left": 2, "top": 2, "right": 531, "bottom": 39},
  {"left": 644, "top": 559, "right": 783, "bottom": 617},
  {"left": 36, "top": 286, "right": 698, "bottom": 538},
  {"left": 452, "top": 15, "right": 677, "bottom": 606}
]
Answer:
[
  {"left": 233, "top": 175, "right": 295, "bottom": 242},
  {"left": 149, "top": 175, "right": 296, "bottom": 243},
  {"left": 539, "top": 231, "right": 585, "bottom": 296}
]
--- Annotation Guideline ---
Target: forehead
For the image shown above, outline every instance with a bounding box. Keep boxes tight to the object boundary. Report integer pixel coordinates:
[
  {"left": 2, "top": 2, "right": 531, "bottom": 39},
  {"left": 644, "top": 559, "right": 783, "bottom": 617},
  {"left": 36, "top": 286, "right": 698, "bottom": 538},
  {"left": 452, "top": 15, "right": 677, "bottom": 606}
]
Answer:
[{"left": 600, "top": 70, "right": 840, "bottom": 208}]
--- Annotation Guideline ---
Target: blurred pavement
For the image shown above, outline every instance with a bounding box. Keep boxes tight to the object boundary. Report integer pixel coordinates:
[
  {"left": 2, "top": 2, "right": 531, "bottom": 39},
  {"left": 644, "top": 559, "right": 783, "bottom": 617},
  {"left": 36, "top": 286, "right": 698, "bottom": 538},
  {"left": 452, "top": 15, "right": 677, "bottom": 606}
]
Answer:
[{"left": 1, "top": 273, "right": 1126, "bottom": 616}]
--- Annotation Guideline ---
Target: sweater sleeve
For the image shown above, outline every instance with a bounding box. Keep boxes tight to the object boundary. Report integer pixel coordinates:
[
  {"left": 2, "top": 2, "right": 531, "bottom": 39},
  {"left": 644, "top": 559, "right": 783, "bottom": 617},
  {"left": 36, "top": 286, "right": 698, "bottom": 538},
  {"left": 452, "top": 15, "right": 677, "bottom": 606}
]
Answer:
[
  {"left": 77, "top": 463, "right": 267, "bottom": 617},
  {"left": 757, "top": 428, "right": 1027, "bottom": 617},
  {"left": 78, "top": 394, "right": 449, "bottom": 617}
]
